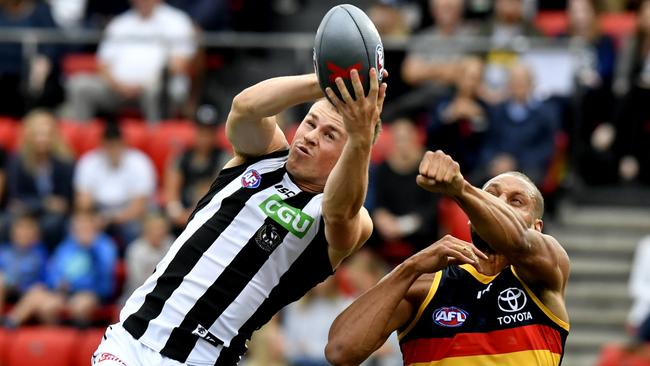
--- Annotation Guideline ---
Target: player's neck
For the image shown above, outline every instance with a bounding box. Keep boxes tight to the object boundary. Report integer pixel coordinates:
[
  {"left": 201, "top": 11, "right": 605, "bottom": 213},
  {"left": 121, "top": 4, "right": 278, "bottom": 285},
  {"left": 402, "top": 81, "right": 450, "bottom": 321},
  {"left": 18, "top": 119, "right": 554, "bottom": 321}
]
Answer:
[
  {"left": 294, "top": 178, "right": 325, "bottom": 194},
  {"left": 475, "top": 254, "right": 508, "bottom": 276}
]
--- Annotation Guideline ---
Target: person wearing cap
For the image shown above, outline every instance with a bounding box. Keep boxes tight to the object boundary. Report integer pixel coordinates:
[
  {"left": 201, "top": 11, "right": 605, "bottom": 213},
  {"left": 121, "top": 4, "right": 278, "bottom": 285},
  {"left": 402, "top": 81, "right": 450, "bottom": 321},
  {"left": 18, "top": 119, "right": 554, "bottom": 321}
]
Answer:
[
  {"left": 74, "top": 123, "right": 156, "bottom": 246},
  {"left": 163, "top": 105, "right": 229, "bottom": 234}
]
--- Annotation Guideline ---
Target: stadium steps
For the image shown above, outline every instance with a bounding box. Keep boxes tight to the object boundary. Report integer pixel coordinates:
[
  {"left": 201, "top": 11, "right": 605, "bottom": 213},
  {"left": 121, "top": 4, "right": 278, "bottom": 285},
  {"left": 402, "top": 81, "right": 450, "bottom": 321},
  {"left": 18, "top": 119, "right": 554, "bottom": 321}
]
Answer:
[{"left": 546, "top": 203, "right": 650, "bottom": 366}]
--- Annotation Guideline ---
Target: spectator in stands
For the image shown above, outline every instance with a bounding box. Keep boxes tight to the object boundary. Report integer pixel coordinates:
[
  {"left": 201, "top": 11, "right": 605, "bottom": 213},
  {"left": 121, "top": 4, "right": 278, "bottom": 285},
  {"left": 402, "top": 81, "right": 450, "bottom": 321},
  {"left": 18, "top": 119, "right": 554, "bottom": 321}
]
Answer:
[
  {"left": 166, "top": 0, "right": 230, "bottom": 31},
  {"left": 372, "top": 118, "right": 437, "bottom": 264},
  {"left": 0, "top": 214, "right": 47, "bottom": 315},
  {"left": 5, "top": 110, "right": 74, "bottom": 249},
  {"left": 66, "top": 0, "right": 197, "bottom": 122},
  {"left": 74, "top": 123, "right": 156, "bottom": 247},
  {"left": 121, "top": 213, "right": 172, "bottom": 303},
  {"left": 163, "top": 109, "right": 228, "bottom": 233},
  {"left": 282, "top": 276, "right": 351, "bottom": 366},
  {"left": 479, "top": 0, "right": 542, "bottom": 103},
  {"left": 0, "top": 0, "right": 63, "bottom": 117},
  {"left": 613, "top": 0, "right": 650, "bottom": 184},
  {"left": 566, "top": 0, "right": 619, "bottom": 185},
  {"left": 479, "top": 63, "right": 558, "bottom": 186},
  {"left": 427, "top": 57, "right": 489, "bottom": 179},
  {"left": 401, "top": 0, "right": 476, "bottom": 90},
  {"left": 5, "top": 210, "right": 117, "bottom": 327},
  {"left": 629, "top": 235, "right": 650, "bottom": 341},
  {"left": 242, "top": 315, "right": 287, "bottom": 366}
]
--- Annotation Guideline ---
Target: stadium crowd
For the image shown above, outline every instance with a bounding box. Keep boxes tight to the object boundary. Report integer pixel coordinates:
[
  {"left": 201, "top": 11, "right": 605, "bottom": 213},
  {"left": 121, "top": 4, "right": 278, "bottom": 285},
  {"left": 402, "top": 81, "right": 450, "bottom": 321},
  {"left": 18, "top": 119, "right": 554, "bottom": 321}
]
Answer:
[{"left": 1, "top": 0, "right": 650, "bottom": 364}]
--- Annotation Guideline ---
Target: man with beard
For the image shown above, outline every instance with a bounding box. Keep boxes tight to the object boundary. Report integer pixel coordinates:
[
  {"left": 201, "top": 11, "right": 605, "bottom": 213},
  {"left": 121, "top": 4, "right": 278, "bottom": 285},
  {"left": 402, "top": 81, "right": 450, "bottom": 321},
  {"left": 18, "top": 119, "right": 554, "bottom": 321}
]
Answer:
[{"left": 326, "top": 150, "right": 570, "bottom": 366}]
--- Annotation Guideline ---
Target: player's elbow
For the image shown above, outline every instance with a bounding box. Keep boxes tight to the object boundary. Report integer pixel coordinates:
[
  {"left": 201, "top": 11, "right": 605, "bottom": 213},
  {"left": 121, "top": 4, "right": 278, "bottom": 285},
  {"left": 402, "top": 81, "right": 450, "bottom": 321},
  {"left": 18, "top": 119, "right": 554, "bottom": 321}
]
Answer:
[
  {"left": 230, "top": 89, "right": 257, "bottom": 117},
  {"left": 325, "top": 339, "right": 359, "bottom": 366}
]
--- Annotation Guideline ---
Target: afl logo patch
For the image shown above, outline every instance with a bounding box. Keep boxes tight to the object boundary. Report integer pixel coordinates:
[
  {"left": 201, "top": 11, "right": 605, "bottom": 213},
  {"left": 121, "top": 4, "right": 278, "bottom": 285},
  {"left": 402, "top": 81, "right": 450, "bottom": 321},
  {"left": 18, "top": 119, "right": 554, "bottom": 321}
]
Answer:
[
  {"left": 242, "top": 169, "right": 262, "bottom": 188},
  {"left": 433, "top": 306, "right": 468, "bottom": 327},
  {"left": 375, "top": 44, "right": 384, "bottom": 82}
]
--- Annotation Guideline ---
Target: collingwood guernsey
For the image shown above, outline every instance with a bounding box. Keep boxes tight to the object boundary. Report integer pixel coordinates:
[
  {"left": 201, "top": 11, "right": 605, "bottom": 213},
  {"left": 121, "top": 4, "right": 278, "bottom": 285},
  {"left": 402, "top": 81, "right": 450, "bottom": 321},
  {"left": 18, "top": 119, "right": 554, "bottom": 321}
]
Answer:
[{"left": 120, "top": 150, "right": 333, "bottom": 365}]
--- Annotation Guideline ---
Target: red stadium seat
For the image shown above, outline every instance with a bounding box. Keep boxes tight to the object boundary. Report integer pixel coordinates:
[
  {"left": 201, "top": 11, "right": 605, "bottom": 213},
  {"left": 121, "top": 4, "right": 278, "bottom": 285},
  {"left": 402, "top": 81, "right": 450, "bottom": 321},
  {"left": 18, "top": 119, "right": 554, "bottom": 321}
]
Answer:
[
  {"left": 7, "top": 327, "right": 77, "bottom": 366},
  {"left": 535, "top": 11, "right": 569, "bottom": 36},
  {"left": 600, "top": 12, "right": 637, "bottom": 42},
  {"left": 0, "top": 328, "right": 12, "bottom": 365},
  {"left": 438, "top": 197, "right": 471, "bottom": 242},
  {"left": 74, "top": 328, "right": 106, "bottom": 366},
  {"left": 596, "top": 343, "right": 650, "bottom": 366},
  {"left": 58, "top": 120, "right": 82, "bottom": 153},
  {"left": 0, "top": 117, "right": 20, "bottom": 151},
  {"left": 146, "top": 120, "right": 196, "bottom": 179},
  {"left": 370, "top": 124, "right": 393, "bottom": 164},
  {"left": 75, "top": 120, "right": 105, "bottom": 157},
  {"left": 215, "top": 124, "right": 232, "bottom": 153},
  {"left": 121, "top": 118, "right": 149, "bottom": 151},
  {"left": 62, "top": 54, "right": 99, "bottom": 77}
]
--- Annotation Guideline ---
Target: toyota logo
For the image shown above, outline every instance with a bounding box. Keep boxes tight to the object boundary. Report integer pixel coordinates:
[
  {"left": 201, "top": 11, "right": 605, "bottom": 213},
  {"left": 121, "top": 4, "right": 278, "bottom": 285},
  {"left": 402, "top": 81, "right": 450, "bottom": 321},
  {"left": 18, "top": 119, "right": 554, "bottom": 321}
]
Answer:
[{"left": 497, "top": 288, "right": 527, "bottom": 312}]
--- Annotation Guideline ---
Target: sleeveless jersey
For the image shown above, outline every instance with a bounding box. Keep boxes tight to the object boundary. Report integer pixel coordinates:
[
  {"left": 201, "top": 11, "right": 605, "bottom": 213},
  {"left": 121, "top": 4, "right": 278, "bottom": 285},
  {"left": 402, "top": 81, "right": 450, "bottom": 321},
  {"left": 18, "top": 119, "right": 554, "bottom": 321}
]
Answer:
[
  {"left": 119, "top": 150, "right": 334, "bottom": 365},
  {"left": 398, "top": 264, "right": 569, "bottom": 365}
]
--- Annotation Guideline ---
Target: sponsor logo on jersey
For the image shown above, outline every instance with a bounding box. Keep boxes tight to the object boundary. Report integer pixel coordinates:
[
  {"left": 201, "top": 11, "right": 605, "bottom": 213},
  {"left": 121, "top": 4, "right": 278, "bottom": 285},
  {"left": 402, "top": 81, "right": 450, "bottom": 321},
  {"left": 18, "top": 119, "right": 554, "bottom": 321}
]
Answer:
[
  {"left": 192, "top": 324, "right": 222, "bottom": 347},
  {"left": 274, "top": 184, "right": 296, "bottom": 197},
  {"left": 498, "top": 287, "right": 527, "bottom": 312},
  {"left": 255, "top": 223, "right": 282, "bottom": 252},
  {"left": 259, "top": 194, "right": 315, "bottom": 238},
  {"left": 476, "top": 282, "right": 493, "bottom": 299},
  {"left": 496, "top": 287, "right": 532, "bottom": 325},
  {"left": 433, "top": 306, "right": 468, "bottom": 327},
  {"left": 241, "top": 169, "right": 262, "bottom": 188}
]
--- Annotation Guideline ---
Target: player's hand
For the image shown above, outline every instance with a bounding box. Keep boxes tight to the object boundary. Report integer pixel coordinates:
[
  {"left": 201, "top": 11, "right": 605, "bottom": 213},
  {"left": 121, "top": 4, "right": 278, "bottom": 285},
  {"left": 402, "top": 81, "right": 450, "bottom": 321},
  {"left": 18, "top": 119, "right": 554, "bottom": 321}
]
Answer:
[
  {"left": 416, "top": 150, "right": 465, "bottom": 197},
  {"left": 406, "top": 235, "right": 487, "bottom": 275},
  {"left": 325, "top": 67, "right": 388, "bottom": 145}
]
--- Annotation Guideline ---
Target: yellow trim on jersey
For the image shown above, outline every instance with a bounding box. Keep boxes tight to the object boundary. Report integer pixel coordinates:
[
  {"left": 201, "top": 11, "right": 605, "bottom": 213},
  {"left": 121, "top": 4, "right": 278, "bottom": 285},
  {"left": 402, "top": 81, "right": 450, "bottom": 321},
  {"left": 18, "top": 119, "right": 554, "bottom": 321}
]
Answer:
[
  {"left": 398, "top": 271, "right": 442, "bottom": 340},
  {"left": 407, "top": 349, "right": 562, "bottom": 366},
  {"left": 459, "top": 264, "right": 498, "bottom": 284},
  {"left": 511, "top": 267, "right": 570, "bottom": 332}
]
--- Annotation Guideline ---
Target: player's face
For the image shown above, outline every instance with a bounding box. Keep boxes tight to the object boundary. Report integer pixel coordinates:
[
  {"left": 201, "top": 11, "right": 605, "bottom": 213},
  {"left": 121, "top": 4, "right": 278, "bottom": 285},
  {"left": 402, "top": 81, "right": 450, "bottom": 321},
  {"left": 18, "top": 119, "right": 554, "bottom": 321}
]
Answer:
[
  {"left": 482, "top": 174, "right": 538, "bottom": 229},
  {"left": 287, "top": 101, "right": 347, "bottom": 189}
]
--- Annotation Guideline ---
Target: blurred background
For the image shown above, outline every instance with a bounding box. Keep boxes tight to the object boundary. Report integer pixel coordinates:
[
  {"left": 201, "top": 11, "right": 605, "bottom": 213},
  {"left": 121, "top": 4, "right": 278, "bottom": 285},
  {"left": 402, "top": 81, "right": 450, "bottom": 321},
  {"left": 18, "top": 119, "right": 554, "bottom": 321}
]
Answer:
[{"left": 0, "top": 0, "right": 649, "bottom": 365}]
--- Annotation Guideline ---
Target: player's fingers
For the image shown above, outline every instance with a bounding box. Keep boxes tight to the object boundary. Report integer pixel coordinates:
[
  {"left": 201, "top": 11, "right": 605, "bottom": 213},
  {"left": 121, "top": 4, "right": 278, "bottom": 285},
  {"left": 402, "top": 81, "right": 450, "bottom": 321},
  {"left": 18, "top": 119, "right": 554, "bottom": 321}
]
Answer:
[
  {"left": 325, "top": 87, "right": 343, "bottom": 109},
  {"left": 377, "top": 82, "right": 387, "bottom": 111},
  {"left": 335, "top": 77, "right": 354, "bottom": 105},
  {"left": 350, "top": 69, "right": 365, "bottom": 102},
  {"left": 443, "top": 160, "right": 459, "bottom": 183},
  {"left": 419, "top": 152, "right": 432, "bottom": 176},
  {"left": 442, "top": 246, "right": 476, "bottom": 265},
  {"left": 368, "top": 68, "right": 379, "bottom": 102},
  {"left": 447, "top": 238, "right": 488, "bottom": 260},
  {"left": 382, "top": 69, "right": 389, "bottom": 79}
]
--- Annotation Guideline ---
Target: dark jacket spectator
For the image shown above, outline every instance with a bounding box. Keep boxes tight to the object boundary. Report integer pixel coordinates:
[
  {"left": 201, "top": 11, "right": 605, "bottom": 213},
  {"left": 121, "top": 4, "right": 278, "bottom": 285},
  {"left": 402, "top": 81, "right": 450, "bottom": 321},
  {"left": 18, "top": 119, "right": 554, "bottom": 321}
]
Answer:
[
  {"left": 480, "top": 63, "right": 558, "bottom": 186},
  {"left": 5, "top": 110, "right": 74, "bottom": 249}
]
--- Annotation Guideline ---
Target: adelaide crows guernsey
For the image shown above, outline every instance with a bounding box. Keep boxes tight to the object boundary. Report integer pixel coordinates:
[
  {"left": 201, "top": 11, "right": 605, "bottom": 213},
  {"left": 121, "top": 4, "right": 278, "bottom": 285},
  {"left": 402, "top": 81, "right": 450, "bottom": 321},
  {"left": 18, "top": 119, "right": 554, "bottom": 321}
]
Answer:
[
  {"left": 398, "top": 264, "right": 569, "bottom": 365},
  {"left": 119, "top": 150, "right": 334, "bottom": 365}
]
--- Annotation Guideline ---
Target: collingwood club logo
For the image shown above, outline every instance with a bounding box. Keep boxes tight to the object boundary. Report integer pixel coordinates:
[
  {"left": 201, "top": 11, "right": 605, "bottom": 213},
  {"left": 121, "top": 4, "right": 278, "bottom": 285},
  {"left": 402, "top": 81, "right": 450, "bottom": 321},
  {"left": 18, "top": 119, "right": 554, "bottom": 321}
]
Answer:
[{"left": 255, "top": 223, "right": 282, "bottom": 252}]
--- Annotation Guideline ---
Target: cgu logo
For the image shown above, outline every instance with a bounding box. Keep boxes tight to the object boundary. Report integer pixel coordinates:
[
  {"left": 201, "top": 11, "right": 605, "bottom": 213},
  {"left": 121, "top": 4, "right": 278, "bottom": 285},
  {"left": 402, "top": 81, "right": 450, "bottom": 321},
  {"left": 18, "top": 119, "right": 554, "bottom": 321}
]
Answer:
[
  {"left": 433, "top": 306, "right": 469, "bottom": 328},
  {"left": 260, "top": 194, "right": 314, "bottom": 238}
]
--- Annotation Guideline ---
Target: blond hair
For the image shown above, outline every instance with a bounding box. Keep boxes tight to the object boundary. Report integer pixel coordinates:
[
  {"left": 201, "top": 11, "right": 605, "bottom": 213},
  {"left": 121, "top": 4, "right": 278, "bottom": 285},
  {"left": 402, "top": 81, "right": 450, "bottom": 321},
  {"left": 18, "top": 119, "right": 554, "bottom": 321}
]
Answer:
[{"left": 19, "top": 109, "right": 72, "bottom": 173}]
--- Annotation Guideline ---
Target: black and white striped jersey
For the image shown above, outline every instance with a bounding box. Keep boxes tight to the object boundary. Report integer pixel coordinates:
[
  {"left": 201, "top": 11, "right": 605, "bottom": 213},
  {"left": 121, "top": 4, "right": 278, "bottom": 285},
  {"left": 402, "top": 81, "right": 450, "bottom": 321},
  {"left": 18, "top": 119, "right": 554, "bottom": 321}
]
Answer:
[{"left": 119, "top": 150, "right": 334, "bottom": 365}]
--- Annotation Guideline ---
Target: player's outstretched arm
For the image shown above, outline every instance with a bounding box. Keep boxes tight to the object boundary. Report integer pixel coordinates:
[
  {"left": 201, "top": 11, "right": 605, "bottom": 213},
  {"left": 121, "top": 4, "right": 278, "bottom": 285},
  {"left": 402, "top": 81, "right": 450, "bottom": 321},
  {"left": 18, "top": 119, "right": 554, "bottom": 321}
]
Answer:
[
  {"left": 322, "top": 68, "right": 387, "bottom": 265},
  {"left": 226, "top": 74, "right": 323, "bottom": 159},
  {"left": 416, "top": 151, "right": 570, "bottom": 293},
  {"left": 326, "top": 236, "right": 485, "bottom": 366}
]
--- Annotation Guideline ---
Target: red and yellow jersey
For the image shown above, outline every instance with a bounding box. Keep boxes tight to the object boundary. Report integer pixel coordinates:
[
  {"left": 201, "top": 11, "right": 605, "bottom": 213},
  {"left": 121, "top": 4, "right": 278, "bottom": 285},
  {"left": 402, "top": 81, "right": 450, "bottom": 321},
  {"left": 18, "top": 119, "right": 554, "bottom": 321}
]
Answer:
[{"left": 398, "top": 264, "right": 569, "bottom": 366}]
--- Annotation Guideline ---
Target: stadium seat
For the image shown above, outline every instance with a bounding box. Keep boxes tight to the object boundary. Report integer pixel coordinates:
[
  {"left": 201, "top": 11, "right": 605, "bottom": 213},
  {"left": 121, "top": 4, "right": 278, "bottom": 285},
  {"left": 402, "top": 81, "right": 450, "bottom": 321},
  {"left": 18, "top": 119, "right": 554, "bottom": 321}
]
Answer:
[
  {"left": 120, "top": 118, "right": 149, "bottom": 151},
  {"left": 62, "top": 54, "right": 99, "bottom": 77},
  {"left": 370, "top": 124, "right": 393, "bottom": 164},
  {"left": 146, "top": 120, "right": 196, "bottom": 179},
  {"left": 596, "top": 343, "right": 650, "bottom": 366},
  {"left": 58, "top": 120, "right": 82, "bottom": 153},
  {"left": 74, "top": 328, "right": 106, "bottom": 366},
  {"left": 0, "top": 328, "right": 12, "bottom": 365},
  {"left": 7, "top": 327, "right": 77, "bottom": 366},
  {"left": 75, "top": 120, "right": 105, "bottom": 157},
  {"left": 215, "top": 123, "right": 232, "bottom": 153},
  {"left": 0, "top": 117, "right": 19, "bottom": 151},
  {"left": 438, "top": 197, "right": 471, "bottom": 242},
  {"left": 600, "top": 12, "right": 637, "bottom": 43},
  {"left": 535, "top": 11, "right": 569, "bottom": 36}
]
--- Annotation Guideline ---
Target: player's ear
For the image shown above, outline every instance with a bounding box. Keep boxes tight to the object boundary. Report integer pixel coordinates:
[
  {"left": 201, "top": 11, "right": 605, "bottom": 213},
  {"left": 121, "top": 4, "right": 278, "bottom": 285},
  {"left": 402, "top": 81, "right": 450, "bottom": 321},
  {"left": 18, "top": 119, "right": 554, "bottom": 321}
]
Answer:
[{"left": 534, "top": 219, "right": 543, "bottom": 232}]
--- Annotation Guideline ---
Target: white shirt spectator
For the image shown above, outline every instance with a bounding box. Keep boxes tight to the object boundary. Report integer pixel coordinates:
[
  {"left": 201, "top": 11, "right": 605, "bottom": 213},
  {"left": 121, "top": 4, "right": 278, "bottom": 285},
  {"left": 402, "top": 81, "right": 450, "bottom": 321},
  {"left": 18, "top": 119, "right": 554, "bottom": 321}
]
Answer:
[
  {"left": 74, "top": 148, "right": 156, "bottom": 215},
  {"left": 629, "top": 236, "right": 650, "bottom": 327},
  {"left": 98, "top": 3, "right": 196, "bottom": 86}
]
